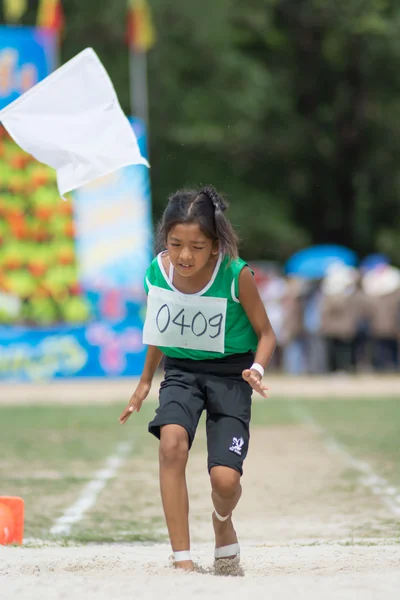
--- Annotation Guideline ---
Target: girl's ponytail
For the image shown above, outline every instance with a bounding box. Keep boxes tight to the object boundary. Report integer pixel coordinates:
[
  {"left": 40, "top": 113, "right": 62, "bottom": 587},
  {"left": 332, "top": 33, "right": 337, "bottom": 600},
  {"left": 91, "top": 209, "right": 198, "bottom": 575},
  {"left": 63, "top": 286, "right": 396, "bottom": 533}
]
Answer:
[
  {"left": 200, "top": 185, "right": 227, "bottom": 213},
  {"left": 199, "top": 186, "right": 238, "bottom": 259}
]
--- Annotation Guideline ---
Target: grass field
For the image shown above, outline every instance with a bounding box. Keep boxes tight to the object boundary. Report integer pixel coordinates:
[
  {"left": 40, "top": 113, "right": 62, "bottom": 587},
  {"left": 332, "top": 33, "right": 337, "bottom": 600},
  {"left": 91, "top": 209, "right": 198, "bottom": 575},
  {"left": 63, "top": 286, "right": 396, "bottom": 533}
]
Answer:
[{"left": 1, "top": 396, "right": 400, "bottom": 545}]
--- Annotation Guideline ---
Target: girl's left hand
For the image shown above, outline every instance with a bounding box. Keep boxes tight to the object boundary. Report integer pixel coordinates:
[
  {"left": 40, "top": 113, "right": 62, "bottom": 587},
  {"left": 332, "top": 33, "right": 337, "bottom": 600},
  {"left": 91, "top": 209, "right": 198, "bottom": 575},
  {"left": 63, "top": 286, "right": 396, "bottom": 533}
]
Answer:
[{"left": 242, "top": 369, "right": 268, "bottom": 398}]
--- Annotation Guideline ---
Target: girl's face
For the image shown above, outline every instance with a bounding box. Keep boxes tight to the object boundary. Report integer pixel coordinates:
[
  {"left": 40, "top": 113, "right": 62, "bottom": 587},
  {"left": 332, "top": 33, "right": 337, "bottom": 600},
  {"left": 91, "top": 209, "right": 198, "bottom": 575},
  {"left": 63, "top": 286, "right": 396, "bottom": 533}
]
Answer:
[{"left": 166, "top": 223, "right": 218, "bottom": 277}]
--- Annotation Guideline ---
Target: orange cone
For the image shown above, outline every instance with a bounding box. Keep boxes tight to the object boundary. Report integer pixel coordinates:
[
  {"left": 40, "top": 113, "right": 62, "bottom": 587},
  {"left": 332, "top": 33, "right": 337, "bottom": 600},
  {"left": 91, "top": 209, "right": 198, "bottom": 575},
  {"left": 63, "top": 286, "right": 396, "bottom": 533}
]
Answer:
[{"left": 0, "top": 497, "right": 24, "bottom": 545}]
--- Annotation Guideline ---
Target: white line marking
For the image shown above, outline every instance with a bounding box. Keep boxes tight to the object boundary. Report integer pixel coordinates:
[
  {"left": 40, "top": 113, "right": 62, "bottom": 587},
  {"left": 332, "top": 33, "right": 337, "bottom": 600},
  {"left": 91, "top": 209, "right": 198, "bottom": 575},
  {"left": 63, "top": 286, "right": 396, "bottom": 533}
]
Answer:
[
  {"left": 290, "top": 403, "right": 400, "bottom": 517},
  {"left": 50, "top": 441, "right": 133, "bottom": 536}
]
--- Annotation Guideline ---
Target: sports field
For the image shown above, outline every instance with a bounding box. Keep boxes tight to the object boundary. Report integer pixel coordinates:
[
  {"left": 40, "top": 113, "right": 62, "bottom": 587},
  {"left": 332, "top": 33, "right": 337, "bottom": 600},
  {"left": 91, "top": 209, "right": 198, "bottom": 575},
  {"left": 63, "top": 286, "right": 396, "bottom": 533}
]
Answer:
[{"left": 1, "top": 377, "right": 400, "bottom": 599}]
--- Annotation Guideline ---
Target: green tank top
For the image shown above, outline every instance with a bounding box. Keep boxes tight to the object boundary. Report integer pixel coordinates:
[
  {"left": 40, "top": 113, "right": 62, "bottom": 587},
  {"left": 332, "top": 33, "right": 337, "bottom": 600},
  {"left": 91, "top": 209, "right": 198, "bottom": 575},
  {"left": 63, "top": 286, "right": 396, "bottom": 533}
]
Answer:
[{"left": 143, "top": 253, "right": 258, "bottom": 360}]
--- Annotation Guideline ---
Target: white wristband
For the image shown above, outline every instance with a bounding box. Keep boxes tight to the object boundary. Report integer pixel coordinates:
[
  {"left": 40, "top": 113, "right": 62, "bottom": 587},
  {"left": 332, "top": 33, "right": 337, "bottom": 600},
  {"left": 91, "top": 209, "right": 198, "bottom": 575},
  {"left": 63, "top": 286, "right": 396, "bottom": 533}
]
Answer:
[{"left": 250, "top": 363, "right": 264, "bottom": 378}]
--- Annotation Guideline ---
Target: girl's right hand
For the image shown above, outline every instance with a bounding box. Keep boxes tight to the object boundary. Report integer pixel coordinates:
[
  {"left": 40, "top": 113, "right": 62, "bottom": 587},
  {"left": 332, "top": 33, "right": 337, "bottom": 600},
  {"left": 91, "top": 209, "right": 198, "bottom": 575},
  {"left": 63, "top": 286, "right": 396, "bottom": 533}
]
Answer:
[{"left": 119, "top": 380, "right": 151, "bottom": 424}]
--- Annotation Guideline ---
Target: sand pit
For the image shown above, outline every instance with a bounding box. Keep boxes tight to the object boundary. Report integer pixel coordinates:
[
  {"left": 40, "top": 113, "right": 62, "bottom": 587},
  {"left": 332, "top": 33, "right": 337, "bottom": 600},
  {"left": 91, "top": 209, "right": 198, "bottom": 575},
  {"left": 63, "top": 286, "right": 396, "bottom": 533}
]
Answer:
[{"left": 1, "top": 543, "right": 400, "bottom": 600}]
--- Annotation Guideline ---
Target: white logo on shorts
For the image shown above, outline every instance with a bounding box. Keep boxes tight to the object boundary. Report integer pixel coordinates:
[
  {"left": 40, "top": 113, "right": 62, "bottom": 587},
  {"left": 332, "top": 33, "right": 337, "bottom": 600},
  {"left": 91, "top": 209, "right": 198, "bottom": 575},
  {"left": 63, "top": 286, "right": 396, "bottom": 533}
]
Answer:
[{"left": 229, "top": 437, "right": 244, "bottom": 456}]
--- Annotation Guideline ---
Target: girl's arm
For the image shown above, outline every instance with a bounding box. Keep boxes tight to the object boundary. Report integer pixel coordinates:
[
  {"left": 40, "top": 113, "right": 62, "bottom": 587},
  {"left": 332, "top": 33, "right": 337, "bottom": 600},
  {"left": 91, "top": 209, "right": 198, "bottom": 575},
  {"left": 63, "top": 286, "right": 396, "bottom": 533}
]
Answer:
[
  {"left": 239, "top": 267, "right": 277, "bottom": 397},
  {"left": 141, "top": 344, "right": 164, "bottom": 384},
  {"left": 119, "top": 345, "right": 163, "bottom": 424}
]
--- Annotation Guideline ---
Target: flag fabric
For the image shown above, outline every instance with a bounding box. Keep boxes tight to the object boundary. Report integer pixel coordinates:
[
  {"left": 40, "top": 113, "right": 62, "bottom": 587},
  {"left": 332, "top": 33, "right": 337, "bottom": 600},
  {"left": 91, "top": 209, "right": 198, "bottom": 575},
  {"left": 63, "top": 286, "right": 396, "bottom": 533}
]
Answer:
[
  {"left": 37, "top": 0, "right": 65, "bottom": 33},
  {"left": 126, "top": 0, "right": 155, "bottom": 53},
  {"left": 0, "top": 48, "right": 149, "bottom": 199},
  {"left": 4, "top": 0, "right": 28, "bottom": 22}
]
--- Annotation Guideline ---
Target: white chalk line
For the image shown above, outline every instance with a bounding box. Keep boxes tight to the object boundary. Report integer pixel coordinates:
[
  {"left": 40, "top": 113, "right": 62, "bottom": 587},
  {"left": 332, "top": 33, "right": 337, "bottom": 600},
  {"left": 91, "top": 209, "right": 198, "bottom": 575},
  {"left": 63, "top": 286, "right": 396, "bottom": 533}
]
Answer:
[
  {"left": 50, "top": 441, "right": 133, "bottom": 536},
  {"left": 290, "top": 403, "right": 400, "bottom": 517}
]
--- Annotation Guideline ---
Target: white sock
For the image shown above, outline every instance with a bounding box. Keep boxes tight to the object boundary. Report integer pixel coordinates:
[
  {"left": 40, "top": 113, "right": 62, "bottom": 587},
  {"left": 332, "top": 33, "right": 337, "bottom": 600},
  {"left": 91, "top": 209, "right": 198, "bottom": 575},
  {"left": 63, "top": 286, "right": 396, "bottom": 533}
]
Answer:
[{"left": 173, "top": 550, "right": 191, "bottom": 562}]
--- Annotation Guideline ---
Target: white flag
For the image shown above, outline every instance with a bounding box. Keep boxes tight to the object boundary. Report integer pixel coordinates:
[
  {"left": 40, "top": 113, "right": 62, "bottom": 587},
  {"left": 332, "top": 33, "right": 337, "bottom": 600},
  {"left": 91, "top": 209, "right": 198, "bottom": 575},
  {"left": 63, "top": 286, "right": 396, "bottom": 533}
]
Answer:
[{"left": 0, "top": 48, "right": 149, "bottom": 199}]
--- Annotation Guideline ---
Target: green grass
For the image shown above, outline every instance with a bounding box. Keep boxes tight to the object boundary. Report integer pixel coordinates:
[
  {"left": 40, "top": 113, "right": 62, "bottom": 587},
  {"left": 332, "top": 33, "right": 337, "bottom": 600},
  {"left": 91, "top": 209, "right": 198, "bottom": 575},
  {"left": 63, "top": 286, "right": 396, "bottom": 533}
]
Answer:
[
  {"left": 251, "top": 399, "right": 297, "bottom": 426},
  {"left": 0, "top": 404, "right": 156, "bottom": 465},
  {"left": 0, "top": 403, "right": 157, "bottom": 540},
  {"left": 1, "top": 396, "right": 400, "bottom": 543},
  {"left": 300, "top": 398, "right": 400, "bottom": 485}
]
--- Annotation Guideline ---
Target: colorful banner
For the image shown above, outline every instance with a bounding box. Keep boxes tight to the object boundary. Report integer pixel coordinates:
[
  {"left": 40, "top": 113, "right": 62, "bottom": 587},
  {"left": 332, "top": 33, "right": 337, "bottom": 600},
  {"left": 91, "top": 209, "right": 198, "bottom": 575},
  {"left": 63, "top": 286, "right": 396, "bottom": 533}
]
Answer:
[
  {"left": 0, "top": 115, "right": 152, "bottom": 379},
  {"left": 0, "top": 31, "right": 152, "bottom": 380},
  {"left": 0, "top": 309, "right": 146, "bottom": 381},
  {"left": 0, "top": 26, "right": 57, "bottom": 111},
  {"left": 72, "top": 117, "right": 152, "bottom": 301}
]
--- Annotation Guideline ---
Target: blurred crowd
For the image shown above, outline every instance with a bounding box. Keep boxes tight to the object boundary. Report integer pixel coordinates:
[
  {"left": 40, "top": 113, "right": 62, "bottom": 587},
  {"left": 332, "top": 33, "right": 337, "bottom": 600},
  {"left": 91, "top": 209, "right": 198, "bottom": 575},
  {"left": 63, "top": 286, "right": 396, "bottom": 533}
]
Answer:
[{"left": 256, "top": 263, "right": 400, "bottom": 374}]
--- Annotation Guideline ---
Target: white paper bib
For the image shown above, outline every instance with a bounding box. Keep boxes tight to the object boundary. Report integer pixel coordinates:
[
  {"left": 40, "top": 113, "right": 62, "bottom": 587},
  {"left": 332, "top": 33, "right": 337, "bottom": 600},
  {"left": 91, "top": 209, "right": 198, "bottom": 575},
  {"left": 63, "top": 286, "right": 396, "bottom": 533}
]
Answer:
[{"left": 143, "top": 285, "right": 227, "bottom": 353}]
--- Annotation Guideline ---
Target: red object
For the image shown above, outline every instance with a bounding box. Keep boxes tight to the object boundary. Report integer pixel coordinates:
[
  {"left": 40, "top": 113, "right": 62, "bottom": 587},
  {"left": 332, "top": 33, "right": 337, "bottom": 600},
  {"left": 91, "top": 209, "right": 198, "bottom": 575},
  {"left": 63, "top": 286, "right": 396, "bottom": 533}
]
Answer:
[
  {"left": 0, "top": 497, "right": 24, "bottom": 545},
  {"left": 0, "top": 505, "right": 14, "bottom": 545},
  {"left": 68, "top": 283, "right": 81, "bottom": 296},
  {"left": 126, "top": 0, "right": 155, "bottom": 52},
  {"left": 37, "top": 0, "right": 65, "bottom": 34}
]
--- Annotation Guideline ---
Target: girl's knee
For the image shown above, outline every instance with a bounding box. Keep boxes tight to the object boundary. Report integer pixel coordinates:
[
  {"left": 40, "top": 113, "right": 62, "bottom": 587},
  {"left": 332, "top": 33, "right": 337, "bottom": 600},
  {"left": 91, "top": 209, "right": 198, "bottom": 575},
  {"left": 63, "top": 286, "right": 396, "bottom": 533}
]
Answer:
[
  {"left": 159, "top": 425, "right": 189, "bottom": 467},
  {"left": 210, "top": 466, "right": 241, "bottom": 498}
]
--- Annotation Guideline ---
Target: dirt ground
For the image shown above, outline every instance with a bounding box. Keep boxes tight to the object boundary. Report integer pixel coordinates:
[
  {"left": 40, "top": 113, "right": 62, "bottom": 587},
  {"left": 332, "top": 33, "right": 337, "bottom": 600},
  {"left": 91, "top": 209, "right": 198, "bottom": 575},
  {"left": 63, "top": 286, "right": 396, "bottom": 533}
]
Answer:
[
  {"left": 1, "top": 373, "right": 399, "bottom": 404},
  {"left": 2, "top": 410, "right": 400, "bottom": 599}
]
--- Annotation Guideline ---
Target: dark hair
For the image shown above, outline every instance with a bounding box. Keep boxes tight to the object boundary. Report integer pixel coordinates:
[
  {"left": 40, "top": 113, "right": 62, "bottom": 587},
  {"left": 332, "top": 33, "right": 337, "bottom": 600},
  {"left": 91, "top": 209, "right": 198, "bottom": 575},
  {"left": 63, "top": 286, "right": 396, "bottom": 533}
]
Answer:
[{"left": 156, "top": 186, "right": 239, "bottom": 258}]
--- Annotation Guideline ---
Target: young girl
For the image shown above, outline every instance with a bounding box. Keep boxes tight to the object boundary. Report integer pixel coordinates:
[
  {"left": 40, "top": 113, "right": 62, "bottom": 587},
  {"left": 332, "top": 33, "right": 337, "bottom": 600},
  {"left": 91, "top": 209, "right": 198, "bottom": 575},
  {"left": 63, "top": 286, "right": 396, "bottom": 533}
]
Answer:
[{"left": 119, "top": 186, "right": 276, "bottom": 572}]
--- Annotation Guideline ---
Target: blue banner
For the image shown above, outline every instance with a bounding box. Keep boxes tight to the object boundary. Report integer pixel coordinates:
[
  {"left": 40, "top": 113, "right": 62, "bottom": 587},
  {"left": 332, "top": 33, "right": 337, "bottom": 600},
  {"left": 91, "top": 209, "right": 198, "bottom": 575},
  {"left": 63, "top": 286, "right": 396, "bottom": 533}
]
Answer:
[
  {"left": 0, "top": 312, "right": 146, "bottom": 382},
  {"left": 72, "top": 118, "right": 153, "bottom": 301},
  {"left": 0, "top": 26, "right": 57, "bottom": 111}
]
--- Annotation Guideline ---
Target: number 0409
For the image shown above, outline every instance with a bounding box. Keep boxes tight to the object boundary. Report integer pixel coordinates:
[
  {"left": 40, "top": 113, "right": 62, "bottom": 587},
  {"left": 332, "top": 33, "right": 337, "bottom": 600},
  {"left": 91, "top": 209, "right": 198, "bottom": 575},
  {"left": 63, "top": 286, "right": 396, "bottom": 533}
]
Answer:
[{"left": 156, "top": 304, "right": 223, "bottom": 339}]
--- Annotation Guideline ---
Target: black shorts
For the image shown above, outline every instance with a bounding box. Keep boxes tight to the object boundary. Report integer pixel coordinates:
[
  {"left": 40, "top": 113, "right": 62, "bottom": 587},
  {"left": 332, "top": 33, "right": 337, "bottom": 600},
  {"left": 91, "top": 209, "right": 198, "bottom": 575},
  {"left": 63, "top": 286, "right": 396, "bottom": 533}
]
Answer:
[{"left": 148, "top": 352, "right": 254, "bottom": 475}]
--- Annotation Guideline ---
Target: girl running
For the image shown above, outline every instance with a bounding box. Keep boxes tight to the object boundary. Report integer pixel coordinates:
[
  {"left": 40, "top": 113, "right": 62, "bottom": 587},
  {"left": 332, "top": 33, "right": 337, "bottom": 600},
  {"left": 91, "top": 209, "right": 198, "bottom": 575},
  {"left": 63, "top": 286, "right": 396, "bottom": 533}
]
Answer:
[{"left": 119, "top": 186, "right": 276, "bottom": 572}]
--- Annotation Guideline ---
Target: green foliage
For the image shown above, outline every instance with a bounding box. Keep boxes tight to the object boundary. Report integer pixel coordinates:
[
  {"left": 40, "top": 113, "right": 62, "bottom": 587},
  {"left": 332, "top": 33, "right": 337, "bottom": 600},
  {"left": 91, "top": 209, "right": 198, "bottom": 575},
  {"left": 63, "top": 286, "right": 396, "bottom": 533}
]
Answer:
[{"left": 1, "top": 0, "right": 400, "bottom": 263}]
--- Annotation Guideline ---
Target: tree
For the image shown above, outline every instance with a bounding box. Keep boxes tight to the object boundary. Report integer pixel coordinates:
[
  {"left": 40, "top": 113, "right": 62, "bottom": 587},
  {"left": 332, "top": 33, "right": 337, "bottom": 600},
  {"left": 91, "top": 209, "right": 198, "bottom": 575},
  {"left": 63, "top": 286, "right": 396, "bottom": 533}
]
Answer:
[
  {"left": 145, "top": 0, "right": 400, "bottom": 262},
  {"left": 1, "top": 0, "right": 400, "bottom": 263}
]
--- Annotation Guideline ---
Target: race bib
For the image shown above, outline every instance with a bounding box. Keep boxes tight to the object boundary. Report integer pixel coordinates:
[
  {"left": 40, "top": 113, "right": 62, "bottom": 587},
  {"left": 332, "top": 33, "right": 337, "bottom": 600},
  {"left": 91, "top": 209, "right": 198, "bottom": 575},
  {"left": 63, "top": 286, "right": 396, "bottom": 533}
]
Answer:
[{"left": 143, "top": 285, "right": 227, "bottom": 353}]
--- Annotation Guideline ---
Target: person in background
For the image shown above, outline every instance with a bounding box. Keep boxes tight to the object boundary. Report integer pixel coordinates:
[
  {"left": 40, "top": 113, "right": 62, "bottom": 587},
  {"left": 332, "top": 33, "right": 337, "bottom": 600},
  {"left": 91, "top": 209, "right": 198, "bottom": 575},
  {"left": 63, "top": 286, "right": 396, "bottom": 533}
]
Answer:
[
  {"left": 320, "top": 264, "right": 360, "bottom": 373},
  {"left": 362, "top": 266, "right": 400, "bottom": 372},
  {"left": 259, "top": 274, "right": 288, "bottom": 371},
  {"left": 281, "top": 278, "right": 306, "bottom": 375},
  {"left": 303, "top": 279, "right": 328, "bottom": 374},
  {"left": 351, "top": 275, "right": 372, "bottom": 372}
]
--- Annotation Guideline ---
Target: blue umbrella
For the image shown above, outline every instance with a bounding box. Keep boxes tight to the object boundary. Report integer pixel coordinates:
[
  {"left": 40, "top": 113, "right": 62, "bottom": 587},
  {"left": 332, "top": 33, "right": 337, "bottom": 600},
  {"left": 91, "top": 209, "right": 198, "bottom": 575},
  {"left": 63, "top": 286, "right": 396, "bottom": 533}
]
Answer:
[
  {"left": 285, "top": 245, "right": 358, "bottom": 279},
  {"left": 360, "top": 253, "right": 389, "bottom": 272}
]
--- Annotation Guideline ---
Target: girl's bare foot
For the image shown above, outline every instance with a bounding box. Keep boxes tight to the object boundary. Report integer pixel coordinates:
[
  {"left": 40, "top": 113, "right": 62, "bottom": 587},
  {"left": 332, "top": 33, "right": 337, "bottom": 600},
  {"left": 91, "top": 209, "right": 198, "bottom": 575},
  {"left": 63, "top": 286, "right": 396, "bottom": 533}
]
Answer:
[
  {"left": 174, "top": 559, "right": 194, "bottom": 571},
  {"left": 212, "top": 512, "right": 238, "bottom": 558}
]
